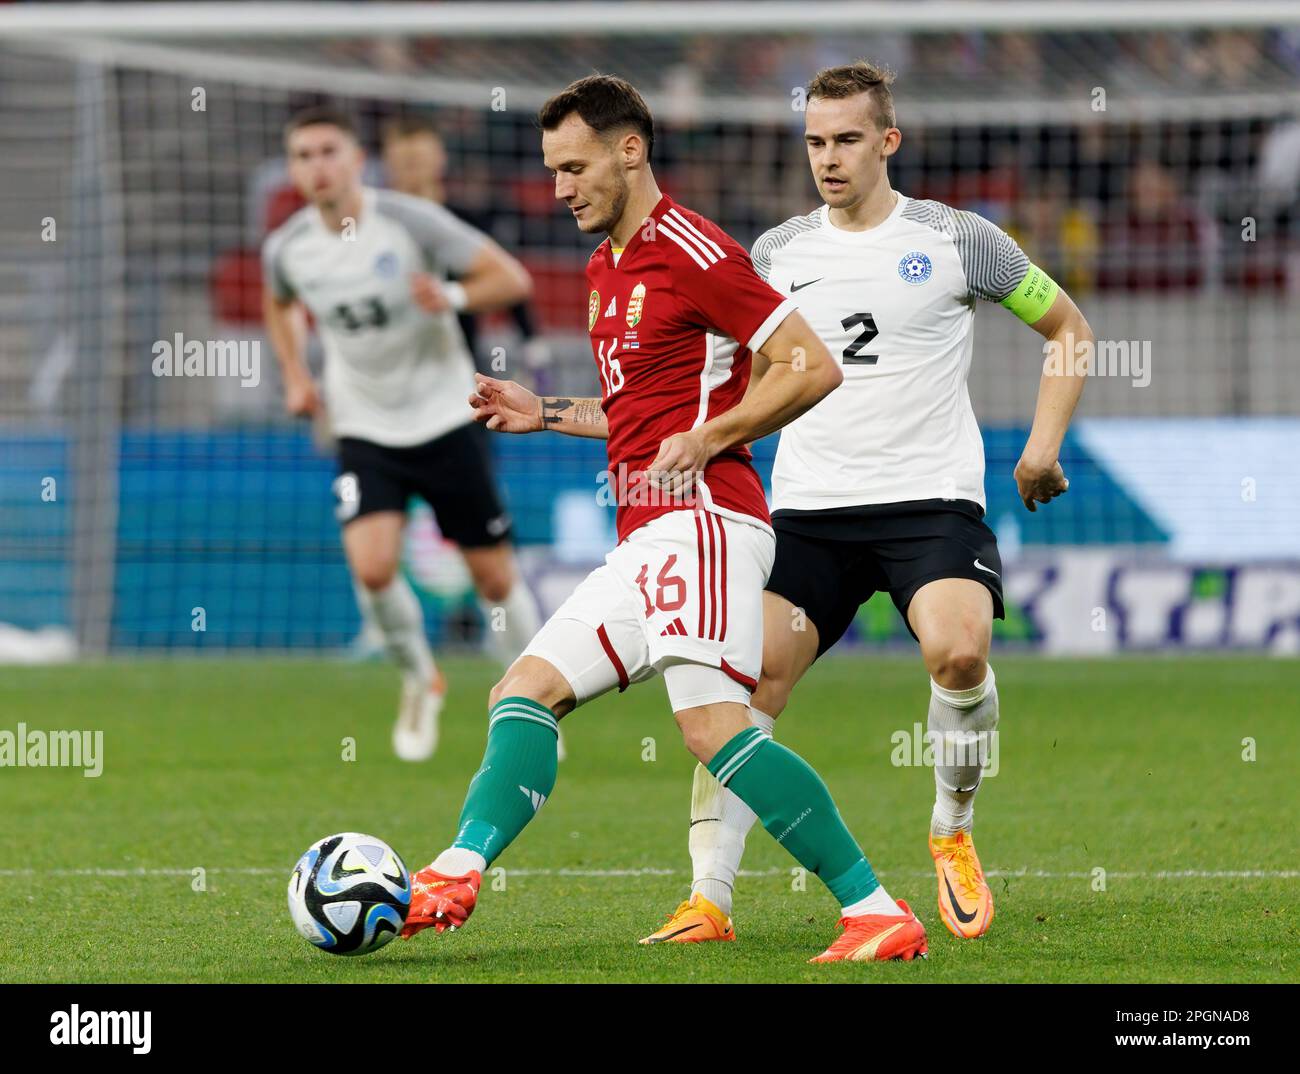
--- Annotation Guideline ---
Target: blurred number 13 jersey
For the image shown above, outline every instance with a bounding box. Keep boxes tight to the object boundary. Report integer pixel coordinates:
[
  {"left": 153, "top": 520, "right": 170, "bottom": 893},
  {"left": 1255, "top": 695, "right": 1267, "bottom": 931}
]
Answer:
[
  {"left": 262, "top": 186, "right": 489, "bottom": 447},
  {"left": 585, "top": 194, "right": 797, "bottom": 544}
]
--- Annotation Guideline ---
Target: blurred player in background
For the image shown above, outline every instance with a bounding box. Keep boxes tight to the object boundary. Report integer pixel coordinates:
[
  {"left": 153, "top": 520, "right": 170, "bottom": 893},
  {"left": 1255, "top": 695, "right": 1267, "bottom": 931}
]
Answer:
[
  {"left": 364, "top": 118, "right": 569, "bottom": 761},
  {"left": 401, "top": 75, "right": 930, "bottom": 964},
  {"left": 262, "top": 106, "right": 543, "bottom": 762},
  {"left": 656, "top": 61, "right": 1093, "bottom": 944},
  {"left": 381, "top": 115, "right": 552, "bottom": 384}
]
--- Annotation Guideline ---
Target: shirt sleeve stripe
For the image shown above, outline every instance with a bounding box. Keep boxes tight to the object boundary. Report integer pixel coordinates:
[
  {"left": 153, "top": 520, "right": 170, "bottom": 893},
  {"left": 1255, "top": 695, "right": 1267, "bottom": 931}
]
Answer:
[
  {"left": 659, "top": 223, "right": 713, "bottom": 270},
  {"left": 666, "top": 208, "right": 726, "bottom": 260},
  {"left": 745, "top": 296, "right": 798, "bottom": 355},
  {"left": 899, "top": 198, "right": 1029, "bottom": 302},
  {"left": 749, "top": 211, "right": 821, "bottom": 283},
  {"left": 659, "top": 217, "right": 720, "bottom": 265}
]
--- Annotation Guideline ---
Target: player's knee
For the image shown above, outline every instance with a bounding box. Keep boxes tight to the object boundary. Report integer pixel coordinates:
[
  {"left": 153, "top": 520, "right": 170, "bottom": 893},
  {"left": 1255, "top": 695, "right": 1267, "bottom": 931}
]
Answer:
[
  {"left": 486, "top": 675, "right": 513, "bottom": 711},
  {"left": 466, "top": 551, "right": 514, "bottom": 603},
  {"left": 929, "top": 643, "right": 988, "bottom": 690},
  {"left": 488, "top": 656, "right": 573, "bottom": 717},
  {"left": 674, "top": 713, "right": 716, "bottom": 764},
  {"left": 354, "top": 559, "right": 398, "bottom": 592},
  {"left": 750, "top": 675, "right": 791, "bottom": 719},
  {"left": 488, "top": 665, "right": 533, "bottom": 709},
  {"left": 474, "top": 571, "right": 513, "bottom": 605},
  {"left": 753, "top": 647, "right": 800, "bottom": 717}
]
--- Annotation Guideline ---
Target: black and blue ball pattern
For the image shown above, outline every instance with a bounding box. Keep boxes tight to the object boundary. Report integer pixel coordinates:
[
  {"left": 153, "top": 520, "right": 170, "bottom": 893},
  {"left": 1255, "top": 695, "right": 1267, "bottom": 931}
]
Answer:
[{"left": 287, "top": 833, "right": 411, "bottom": 955}]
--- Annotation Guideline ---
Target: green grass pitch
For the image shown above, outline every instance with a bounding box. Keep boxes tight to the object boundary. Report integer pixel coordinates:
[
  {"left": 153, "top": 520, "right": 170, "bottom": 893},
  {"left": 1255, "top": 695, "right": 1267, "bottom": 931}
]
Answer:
[{"left": 0, "top": 655, "right": 1295, "bottom": 983}]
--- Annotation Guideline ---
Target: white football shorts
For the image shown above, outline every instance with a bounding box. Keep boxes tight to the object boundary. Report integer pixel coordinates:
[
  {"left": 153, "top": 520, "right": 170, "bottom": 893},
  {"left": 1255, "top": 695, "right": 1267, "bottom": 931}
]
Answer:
[{"left": 522, "top": 508, "right": 774, "bottom": 713}]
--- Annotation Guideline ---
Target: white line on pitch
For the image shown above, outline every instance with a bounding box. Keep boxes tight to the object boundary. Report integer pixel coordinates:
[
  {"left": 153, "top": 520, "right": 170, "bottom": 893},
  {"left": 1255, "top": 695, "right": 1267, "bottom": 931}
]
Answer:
[{"left": 0, "top": 867, "right": 1295, "bottom": 879}]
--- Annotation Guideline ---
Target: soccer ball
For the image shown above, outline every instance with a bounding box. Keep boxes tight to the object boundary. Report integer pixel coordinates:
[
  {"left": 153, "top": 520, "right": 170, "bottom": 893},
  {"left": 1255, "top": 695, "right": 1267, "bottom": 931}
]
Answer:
[{"left": 287, "top": 832, "right": 411, "bottom": 955}]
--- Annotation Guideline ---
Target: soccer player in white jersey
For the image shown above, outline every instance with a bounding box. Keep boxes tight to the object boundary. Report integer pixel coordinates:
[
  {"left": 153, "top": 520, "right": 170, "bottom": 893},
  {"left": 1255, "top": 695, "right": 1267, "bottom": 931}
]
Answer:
[
  {"left": 645, "top": 61, "right": 1094, "bottom": 944},
  {"left": 262, "top": 107, "right": 542, "bottom": 762}
]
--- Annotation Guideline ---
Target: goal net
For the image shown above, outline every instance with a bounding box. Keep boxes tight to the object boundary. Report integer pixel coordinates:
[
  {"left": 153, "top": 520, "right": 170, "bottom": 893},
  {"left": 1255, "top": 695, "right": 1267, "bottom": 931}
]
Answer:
[{"left": 3, "top": 2, "right": 1299, "bottom": 656}]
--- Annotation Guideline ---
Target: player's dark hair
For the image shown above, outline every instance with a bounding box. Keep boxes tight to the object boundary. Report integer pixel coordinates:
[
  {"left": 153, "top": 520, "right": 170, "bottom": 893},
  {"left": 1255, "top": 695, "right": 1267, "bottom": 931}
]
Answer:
[
  {"left": 382, "top": 114, "right": 442, "bottom": 144},
  {"left": 538, "top": 74, "right": 655, "bottom": 161},
  {"left": 284, "top": 105, "right": 359, "bottom": 142},
  {"left": 806, "top": 60, "right": 897, "bottom": 131}
]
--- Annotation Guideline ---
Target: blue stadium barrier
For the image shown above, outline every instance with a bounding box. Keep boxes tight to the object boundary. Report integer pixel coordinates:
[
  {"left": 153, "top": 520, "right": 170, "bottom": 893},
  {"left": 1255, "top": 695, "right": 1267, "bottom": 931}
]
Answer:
[
  {"left": 0, "top": 432, "right": 71, "bottom": 630},
  {"left": 0, "top": 426, "right": 1165, "bottom": 648}
]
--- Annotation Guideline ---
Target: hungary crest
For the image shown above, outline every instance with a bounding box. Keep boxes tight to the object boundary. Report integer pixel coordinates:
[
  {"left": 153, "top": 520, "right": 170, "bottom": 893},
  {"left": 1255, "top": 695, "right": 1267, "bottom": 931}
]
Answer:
[{"left": 626, "top": 282, "right": 646, "bottom": 328}]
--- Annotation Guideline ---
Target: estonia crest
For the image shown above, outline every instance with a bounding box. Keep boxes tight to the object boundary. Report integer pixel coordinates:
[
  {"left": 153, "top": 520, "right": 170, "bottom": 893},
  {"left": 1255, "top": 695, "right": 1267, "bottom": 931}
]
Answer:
[{"left": 898, "top": 251, "right": 932, "bottom": 284}]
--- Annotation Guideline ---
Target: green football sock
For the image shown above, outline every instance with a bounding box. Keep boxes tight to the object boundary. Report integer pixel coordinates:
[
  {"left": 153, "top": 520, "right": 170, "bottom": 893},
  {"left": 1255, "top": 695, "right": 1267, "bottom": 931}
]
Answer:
[
  {"left": 707, "top": 726, "right": 879, "bottom": 906},
  {"left": 451, "top": 696, "right": 558, "bottom": 867}
]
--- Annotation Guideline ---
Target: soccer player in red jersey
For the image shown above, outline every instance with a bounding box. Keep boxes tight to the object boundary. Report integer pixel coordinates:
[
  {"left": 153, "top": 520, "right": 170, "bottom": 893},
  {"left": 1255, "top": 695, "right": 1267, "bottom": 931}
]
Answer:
[{"left": 401, "top": 76, "right": 926, "bottom": 963}]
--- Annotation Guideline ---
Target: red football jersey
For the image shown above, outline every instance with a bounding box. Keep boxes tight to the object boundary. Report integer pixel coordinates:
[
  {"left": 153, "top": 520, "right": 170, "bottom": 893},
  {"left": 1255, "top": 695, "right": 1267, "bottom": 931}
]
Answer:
[{"left": 586, "top": 194, "right": 796, "bottom": 543}]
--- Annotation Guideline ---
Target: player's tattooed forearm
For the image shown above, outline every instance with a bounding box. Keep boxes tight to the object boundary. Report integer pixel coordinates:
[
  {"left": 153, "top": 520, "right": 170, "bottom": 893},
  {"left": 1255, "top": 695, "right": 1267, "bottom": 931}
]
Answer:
[
  {"left": 542, "top": 397, "right": 603, "bottom": 427},
  {"left": 541, "top": 397, "right": 572, "bottom": 426}
]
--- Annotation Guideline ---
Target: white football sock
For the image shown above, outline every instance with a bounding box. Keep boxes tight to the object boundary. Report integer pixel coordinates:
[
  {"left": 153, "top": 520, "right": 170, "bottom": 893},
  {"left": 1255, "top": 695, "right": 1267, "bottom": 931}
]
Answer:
[
  {"left": 351, "top": 577, "right": 384, "bottom": 648},
  {"left": 478, "top": 580, "right": 542, "bottom": 666},
  {"left": 928, "top": 667, "right": 999, "bottom": 837},
  {"left": 431, "top": 847, "right": 487, "bottom": 877},
  {"left": 357, "top": 575, "right": 435, "bottom": 684},
  {"left": 842, "top": 884, "right": 906, "bottom": 918},
  {"left": 748, "top": 708, "right": 776, "bottom": 737},
  {"left": 688, "top": 707, "right": 774, "bottom": 916}
]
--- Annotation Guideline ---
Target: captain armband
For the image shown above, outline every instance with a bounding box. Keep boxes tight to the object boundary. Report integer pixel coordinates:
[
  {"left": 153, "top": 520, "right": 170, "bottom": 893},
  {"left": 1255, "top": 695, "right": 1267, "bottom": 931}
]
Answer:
[{"left": 1000, "top": 264, "right": 1060, "bottom": 325}]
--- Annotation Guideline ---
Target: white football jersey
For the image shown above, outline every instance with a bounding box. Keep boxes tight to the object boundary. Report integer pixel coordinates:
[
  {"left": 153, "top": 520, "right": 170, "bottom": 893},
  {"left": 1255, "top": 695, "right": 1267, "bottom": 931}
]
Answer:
[
  {"left": 262, "top": 187, "right": 486, "bottom": 447},
  {"left": 752, "top": 194, "right": 1031, "bottom": 511}
]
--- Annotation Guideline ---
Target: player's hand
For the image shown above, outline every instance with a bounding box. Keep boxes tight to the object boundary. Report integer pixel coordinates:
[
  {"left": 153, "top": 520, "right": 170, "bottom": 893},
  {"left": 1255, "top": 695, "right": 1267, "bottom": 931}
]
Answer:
[
  {"left": 646, "top": 429, "right": 711, "bottom": 499},
  {"left": 284, "top": 375, "right": 322, "bottom": 418},
  {"left": 469, "top": 373, "right": 543, "bottom": 434},
  {"left": 411, "top": 273, "right": 453, "bottom": 313},
  {"left": 1014, "top": 452, "right": 1069, "bottom": 512}
]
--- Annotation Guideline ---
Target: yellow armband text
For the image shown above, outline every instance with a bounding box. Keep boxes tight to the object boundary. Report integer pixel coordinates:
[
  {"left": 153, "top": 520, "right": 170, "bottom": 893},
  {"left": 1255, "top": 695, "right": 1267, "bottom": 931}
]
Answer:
[{"left": 1000, "top": 264, "right": 1059, "bottom": 325}]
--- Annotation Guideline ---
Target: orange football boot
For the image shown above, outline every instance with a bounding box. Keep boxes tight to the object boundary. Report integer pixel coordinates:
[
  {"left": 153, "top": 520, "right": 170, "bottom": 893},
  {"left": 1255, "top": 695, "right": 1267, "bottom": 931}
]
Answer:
[
  {"left": 809, "top": 899, "right": 928, "bottom": 963},
  {"left": 639, "top": 893, "right": 735, "bottom": 944},
  {"left": 929, "top": 830, "right": 994, "bottom": 938},
  {"left": 401, "top": 866, "right": 481, "bottom": 938}
]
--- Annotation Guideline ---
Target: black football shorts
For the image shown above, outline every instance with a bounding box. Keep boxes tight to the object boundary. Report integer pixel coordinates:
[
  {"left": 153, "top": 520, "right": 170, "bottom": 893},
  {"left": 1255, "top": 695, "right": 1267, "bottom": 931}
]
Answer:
[
  {"left": 334, "top": 423, "right": 512, "bottom": 548},
  {"left": 765, "top": 498, "right": 1004, "bottom": 654}
]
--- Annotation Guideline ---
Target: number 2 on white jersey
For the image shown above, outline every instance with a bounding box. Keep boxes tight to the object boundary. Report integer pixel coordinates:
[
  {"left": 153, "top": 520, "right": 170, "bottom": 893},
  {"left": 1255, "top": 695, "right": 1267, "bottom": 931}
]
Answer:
[
  {"left": 597, "top": 338, "right": 625, "bottom": 397},
  {"left": 840, "top": 312, "right": 880, "bottom": 365}
]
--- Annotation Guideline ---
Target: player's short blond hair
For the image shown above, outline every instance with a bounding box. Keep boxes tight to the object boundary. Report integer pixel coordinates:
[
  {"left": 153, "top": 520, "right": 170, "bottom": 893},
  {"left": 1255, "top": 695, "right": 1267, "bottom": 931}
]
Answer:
[{"left": 806, "top": 61, "right": 897, "bottom": 131}]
